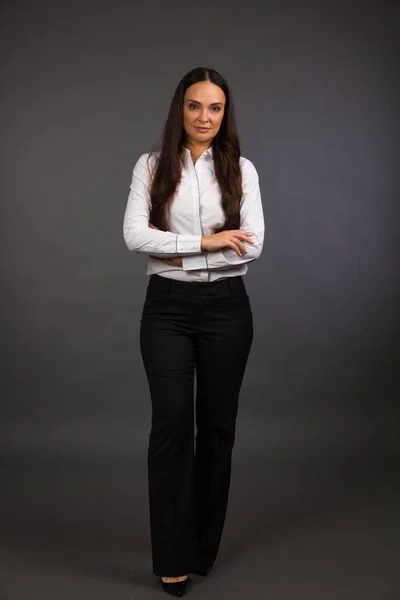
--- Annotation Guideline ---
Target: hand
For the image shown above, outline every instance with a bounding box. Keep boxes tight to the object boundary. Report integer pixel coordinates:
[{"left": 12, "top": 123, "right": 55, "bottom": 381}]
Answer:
[
  {"left": 148, "top": 223, "right": 183, "bottom": 267},
  {"left": 149, "top": 255, "right": 183, "bottom": 267},
  {"left": 201, "top": 230, "right": 254, "bottom": 257}
]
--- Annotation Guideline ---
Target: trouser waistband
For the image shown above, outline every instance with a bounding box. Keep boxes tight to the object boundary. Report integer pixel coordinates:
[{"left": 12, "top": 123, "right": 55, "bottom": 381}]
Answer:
[{"left": 147, "top": 274, "right": 246, "bottom": 296}]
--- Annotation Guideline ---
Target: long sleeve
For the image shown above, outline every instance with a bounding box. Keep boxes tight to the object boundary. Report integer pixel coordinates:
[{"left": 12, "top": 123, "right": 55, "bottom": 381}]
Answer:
[
  {"left": 181, "top": 159, "right": 264, "bottom": 271},
  {"left": 123, "top": 154, "right": 204, "bottom": 257}
]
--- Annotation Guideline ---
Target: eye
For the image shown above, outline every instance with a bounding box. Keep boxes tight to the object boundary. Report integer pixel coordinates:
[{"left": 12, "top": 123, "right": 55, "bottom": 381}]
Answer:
[{"left": 187, "top": 103, "right": 222, "bottom": 111}]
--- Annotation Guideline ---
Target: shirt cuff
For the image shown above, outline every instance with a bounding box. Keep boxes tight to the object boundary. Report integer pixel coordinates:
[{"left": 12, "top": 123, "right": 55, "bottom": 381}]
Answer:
[
  {"left": 181, "top": 253, "right": 208, "bottom": 271},
  {"left": 176, "top": 234, "right": 203, "bottom": 254}
]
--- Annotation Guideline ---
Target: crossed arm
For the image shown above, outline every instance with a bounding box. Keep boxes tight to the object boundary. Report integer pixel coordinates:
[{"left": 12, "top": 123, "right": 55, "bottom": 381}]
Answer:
[
  {"left": 148, "top": 224, "right": 183, "bottom": 266},
  {"left": 123, "top": 154, "right": 265, "bottom": 270}
]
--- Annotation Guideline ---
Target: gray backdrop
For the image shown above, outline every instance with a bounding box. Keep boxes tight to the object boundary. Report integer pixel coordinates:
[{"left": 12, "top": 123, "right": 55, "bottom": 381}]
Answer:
[{"left": 1, "top": 1, "right": 399, "bottom": 598}]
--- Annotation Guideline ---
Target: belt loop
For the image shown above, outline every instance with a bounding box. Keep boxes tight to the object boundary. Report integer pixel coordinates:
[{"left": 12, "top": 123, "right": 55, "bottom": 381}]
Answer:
[{"left": 227, "top": 278, "right": 233, "bottom": 293}]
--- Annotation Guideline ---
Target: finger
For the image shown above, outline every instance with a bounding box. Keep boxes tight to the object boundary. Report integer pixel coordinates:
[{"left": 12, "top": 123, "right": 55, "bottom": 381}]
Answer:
[
  {"left": 241, "top": 234, "right": 255, "bottom": 245},
  {"left": 228, "top": 241, "right": 244, "bottom": 257},
  {"left": 238, "top": 241, "right": 248, "bottom": 254},
  {"left": 232, "top": 233, "right": 253, "bottom": 246},
  {"left": 233, "top": 230, "right": 253, "bottom": 236},
  {"left": 236, "top": 235, "right": 254, "bottom": 245},
  {"left": 234, "top": 238, "right": 249, "bottom": 255},
  {"left": 238, "top": 231, "right": 255, "bottom": 242},
  {"left": 150, "top": 255, "right": 167, "bottom": 262}
]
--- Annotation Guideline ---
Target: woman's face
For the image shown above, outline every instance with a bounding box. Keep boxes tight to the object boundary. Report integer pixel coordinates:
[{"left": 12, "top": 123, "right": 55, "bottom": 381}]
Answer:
[{"left": 183, "top": 81, "right": 226, "bottom": 147}]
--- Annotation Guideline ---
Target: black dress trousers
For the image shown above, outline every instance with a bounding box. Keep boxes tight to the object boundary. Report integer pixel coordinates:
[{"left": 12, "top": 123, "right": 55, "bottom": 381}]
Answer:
[{"left": 139, "top": 273, "right": 253, "bottom": 577}]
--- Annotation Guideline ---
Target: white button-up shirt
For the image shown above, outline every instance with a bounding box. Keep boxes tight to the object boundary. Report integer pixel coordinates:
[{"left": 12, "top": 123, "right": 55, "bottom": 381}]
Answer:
[{"left": 123, "top": 145, "right": 264, "bottom": 282}]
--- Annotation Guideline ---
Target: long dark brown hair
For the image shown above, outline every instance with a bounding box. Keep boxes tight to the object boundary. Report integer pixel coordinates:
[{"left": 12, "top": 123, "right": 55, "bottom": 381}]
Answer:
[{"left": 147, "top": 67, "right": 242, "bottom": 234}]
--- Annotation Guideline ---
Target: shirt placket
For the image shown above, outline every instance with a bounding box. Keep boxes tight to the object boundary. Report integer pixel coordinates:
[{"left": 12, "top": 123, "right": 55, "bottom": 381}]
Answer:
[{"left": 188, "top": 155, "right": 210, "bottom": 282}]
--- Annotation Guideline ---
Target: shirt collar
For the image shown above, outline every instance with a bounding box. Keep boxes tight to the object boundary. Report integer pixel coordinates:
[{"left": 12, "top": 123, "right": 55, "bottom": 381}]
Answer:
[{"left": 183, "top": 145, "right": 213, "bottom": 160}]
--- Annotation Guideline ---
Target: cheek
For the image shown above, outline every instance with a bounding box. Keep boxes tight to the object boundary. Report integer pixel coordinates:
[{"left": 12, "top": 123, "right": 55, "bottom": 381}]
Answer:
[
  {"left": 215, "top": 112, "right": 224, "bottom": 127},
  {"left": 184, "top": 111, "right": 197, "bottom": 125},
  {"left": 183, "top": 111, "right": 192, "bottom": 128}
]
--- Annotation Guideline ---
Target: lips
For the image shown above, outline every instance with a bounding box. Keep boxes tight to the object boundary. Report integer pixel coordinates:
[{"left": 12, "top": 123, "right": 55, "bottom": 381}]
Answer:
[{"left": 196, "top": 127, "right": 210, "bottom": 131}]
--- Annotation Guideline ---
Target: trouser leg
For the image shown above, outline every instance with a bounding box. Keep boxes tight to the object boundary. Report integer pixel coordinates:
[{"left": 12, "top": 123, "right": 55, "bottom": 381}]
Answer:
[
  {"left": 140, "top": 318, "right": 197, "bottom": 577},
  {"left": 194, "top": 291, "right": 254, "bottom": 566}
]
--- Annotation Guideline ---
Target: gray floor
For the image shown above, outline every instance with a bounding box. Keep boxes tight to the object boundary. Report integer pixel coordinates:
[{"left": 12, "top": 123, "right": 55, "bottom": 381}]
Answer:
[{"left": 1, "top": 452, "right": 399, "bottom": 600}]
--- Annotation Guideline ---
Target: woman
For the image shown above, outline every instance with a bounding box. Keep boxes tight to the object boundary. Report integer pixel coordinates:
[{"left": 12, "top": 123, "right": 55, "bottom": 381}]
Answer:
[{"left": 123, "top": 66, "right": 264, "bottom": 597}]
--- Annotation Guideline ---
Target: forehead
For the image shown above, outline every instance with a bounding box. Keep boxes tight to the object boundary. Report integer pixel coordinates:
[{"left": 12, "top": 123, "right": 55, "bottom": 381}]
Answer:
[{"left": 184, "top": 81, "right": 225, "bottom": 103}]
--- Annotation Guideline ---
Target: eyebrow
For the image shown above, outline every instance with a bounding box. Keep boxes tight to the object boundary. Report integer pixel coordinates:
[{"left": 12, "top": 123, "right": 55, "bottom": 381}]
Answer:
[{"left": 186, "top": 99, "right": 224, "bottom": 106}]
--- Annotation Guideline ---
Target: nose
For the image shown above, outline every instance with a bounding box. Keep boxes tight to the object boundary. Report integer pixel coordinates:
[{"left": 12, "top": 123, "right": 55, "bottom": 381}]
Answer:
[{"left": 199, "top": 109, "right": 209, "bottom": 123}]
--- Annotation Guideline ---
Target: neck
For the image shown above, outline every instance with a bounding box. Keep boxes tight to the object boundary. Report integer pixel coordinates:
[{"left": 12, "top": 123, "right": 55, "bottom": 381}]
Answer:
[{"left": 184, "top": 141, "right": 212, "bottom": 162}]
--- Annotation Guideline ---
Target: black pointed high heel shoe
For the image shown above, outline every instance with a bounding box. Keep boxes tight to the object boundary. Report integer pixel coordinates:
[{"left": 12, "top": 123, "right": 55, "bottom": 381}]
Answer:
[{"left": 159, "top": 576, "right": 188, "bottom": 597}]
